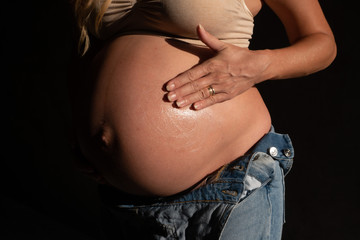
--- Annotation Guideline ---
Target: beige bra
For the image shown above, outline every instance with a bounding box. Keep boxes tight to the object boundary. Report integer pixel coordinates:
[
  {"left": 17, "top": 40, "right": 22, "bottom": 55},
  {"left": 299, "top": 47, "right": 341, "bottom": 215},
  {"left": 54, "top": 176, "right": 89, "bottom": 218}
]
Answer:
[{"left": 91, "top": 0, "right": 254, "bottom": 48}]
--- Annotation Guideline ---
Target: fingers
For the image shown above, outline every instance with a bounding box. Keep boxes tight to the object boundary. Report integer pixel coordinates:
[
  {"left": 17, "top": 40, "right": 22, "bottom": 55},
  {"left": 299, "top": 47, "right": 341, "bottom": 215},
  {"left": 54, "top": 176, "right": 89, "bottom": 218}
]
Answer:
[
  {"left": 193, "top": 93, "right": 229, "bottom": 110},
  {"left": 197, "top": 24, "right": 227, "bottom": 52},
  {"left": 166, "top": 60, "right": 213, "bottom": 92},
  {"left": 166, "top": 25, "right": 226, "bottom": 93},
  {"left": 175, "top": 84, "right": 219, "bottom": 108},
  {"left": 165, "top": 25, "right": 235, "bottom": 110},
  {"left": 167, "top": 70, "right": 217, "bottom": 102},
  {"left": 172, "top": 80, "right": 239, "bottom": 110},
  {"left": 167, "top": 75, "right": 253, "bottom": 110}
]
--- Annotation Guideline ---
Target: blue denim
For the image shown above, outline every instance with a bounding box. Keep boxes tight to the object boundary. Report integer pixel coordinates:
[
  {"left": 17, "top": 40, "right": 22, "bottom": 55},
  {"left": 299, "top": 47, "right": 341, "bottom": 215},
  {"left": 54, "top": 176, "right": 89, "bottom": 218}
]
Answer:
[{"left": 99, "top": 127, "right": 294, "bottom": 240}]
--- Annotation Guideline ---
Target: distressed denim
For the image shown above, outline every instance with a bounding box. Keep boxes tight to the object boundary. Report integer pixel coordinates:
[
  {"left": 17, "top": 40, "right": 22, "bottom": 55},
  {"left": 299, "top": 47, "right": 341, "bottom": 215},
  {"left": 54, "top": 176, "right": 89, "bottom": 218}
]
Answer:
[{"left": 99, "top": 128, "right": 294, "bottom": 240}]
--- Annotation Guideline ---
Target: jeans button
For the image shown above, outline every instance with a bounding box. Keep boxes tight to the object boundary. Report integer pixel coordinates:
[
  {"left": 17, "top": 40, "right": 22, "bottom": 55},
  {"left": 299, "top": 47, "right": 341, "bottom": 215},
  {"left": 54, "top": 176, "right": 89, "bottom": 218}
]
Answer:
[
  {"left": 268, "top": 147, "right": 278, "bottom": 157},
  {"left": 283, "top": 149, "right": 292, "bottom": 157}
]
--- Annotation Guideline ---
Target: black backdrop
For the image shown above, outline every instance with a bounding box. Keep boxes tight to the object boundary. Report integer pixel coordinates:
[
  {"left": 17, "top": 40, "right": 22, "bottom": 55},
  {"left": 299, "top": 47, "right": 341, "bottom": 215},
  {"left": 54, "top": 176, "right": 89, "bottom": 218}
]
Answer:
[{"left": 2, "top": 1, "right": 358, "bottom": 239}]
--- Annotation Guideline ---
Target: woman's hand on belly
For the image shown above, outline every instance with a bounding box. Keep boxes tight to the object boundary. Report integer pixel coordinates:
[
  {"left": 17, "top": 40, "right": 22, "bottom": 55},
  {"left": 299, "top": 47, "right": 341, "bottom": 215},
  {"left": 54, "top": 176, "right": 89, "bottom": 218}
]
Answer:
[{"left": 166, "top": 25, "right": 271, "bottom": 110}]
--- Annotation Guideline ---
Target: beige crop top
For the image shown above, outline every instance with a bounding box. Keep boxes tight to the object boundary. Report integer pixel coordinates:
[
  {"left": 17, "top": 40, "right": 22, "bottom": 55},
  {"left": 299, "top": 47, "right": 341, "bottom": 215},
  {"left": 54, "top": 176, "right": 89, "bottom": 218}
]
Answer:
[{"left": 91, "top": 0, "right": 254, "bottom": 48}]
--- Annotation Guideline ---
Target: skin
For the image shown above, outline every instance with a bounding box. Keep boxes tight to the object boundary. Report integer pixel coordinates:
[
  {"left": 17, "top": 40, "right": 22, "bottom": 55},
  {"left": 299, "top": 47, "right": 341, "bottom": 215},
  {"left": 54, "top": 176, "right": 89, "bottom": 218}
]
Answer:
[
  {"left": 73, "top": 0, "right": 336, "bottom": 196},
  {"left": 166, "top": 0, "right": 336, "bottom": 110},
  {"left": 75, "top": 34, "right": 272, "bottom": 195}
]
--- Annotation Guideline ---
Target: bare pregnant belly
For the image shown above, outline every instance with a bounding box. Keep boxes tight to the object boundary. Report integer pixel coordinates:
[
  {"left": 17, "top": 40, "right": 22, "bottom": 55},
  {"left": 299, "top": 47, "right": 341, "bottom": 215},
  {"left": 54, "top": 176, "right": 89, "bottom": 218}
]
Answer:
[{"left": 74, "top": 35, "right": 271, "bottom": 196}]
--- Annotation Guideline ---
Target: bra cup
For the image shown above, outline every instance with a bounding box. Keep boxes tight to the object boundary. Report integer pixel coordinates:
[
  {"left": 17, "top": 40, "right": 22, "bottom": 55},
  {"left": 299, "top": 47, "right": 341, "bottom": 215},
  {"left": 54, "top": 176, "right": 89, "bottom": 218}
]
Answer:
[{"left": 94, "top": 0, "right": 254, "bottom": 47}]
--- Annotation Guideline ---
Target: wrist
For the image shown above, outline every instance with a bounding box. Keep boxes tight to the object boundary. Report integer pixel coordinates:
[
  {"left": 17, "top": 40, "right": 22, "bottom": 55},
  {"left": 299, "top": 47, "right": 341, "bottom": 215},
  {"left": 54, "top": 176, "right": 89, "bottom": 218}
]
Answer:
[{"left": 253, "top": 49, "right": 277, "bottom": 84}]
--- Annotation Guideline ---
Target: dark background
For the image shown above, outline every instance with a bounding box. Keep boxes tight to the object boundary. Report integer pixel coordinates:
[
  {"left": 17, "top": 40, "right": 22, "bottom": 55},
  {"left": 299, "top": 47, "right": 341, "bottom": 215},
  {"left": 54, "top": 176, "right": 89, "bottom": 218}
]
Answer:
[{"left": 1, "top": 1, "right": 358, "bottom": 239}]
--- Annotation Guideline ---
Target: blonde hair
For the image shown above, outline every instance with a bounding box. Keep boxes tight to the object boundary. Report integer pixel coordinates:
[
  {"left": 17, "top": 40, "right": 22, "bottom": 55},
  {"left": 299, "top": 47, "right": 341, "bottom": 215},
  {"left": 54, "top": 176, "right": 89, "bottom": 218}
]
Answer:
[{"left": 73, "top": 0, "right": 112, "bottom": 55}]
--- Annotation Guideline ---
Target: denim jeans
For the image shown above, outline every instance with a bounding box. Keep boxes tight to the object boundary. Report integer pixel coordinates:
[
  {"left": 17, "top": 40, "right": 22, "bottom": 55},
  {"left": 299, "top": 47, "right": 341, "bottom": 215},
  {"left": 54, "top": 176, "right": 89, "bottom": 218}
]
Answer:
[{"left": 99, "top": 127, "right": 294, "bottom": 240}]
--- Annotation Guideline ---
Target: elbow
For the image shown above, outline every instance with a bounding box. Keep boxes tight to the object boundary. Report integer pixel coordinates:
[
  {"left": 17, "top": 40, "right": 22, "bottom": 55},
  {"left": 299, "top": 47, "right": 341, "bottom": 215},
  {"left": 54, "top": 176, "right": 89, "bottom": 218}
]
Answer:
[
  {"left": 330, "top": 40, "right": 337, "bottom": 64},
  {"left": 320, "top": 34, "right": 337, "bottom": 71},
  {"left": 325, "top": 39, "right": 337, "bottom": 69}
]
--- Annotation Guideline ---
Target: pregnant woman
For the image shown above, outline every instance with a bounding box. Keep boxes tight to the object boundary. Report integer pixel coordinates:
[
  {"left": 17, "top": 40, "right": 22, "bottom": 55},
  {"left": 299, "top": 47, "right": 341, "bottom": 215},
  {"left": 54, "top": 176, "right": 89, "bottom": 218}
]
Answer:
[{"left": 70, "top": 0, "right": 336, "bottom": 239}]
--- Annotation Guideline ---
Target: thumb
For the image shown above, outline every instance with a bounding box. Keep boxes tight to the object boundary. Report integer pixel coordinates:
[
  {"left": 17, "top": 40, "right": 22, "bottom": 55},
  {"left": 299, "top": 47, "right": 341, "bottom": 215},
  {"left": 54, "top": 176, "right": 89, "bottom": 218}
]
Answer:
[{"left": 197, "top": 24, "right": 227, "bottom": 52}]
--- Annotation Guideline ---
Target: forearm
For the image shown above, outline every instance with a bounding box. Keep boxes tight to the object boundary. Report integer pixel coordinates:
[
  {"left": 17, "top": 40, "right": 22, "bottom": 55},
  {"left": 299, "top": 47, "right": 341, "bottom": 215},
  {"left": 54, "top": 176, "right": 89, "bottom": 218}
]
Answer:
[{"left": 258, "top": 31, "right": 337, "bottom": 82}]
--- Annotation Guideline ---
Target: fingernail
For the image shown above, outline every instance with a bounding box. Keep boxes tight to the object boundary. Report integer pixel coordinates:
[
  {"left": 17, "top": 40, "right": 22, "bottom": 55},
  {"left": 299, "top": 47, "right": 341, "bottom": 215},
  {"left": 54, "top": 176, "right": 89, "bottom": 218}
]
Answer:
[
  {"left": 194, "top": 103, "right": 201, "bottom": 110},
  {"left": 166, "top": 83, "right": 175, "bottom": 91},
  {"left": 167, "top": 92, "right": 176, "bottom": 101},
  {"left": 176, "top": 99, "right": 185, "bottom": 108}
]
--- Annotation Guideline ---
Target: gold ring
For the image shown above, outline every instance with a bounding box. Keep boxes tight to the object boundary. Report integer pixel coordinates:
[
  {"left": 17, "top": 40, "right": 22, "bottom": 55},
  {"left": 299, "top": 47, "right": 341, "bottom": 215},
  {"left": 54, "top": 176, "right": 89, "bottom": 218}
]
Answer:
[{"left": 208, "top": 85, "right": 216, "bottom": 96}]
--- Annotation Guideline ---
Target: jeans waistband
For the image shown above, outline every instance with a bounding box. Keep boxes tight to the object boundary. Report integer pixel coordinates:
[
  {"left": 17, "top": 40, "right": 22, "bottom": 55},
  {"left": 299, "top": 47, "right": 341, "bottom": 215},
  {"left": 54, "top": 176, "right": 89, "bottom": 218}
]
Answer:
[{"left": 247, "top": 128, "right": 294, "bottom": 175}]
